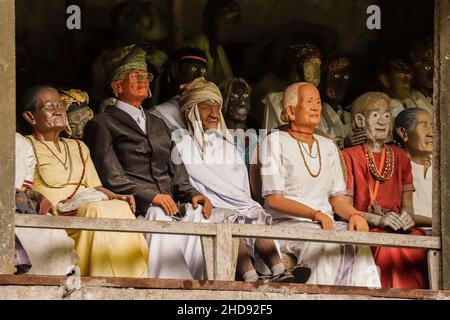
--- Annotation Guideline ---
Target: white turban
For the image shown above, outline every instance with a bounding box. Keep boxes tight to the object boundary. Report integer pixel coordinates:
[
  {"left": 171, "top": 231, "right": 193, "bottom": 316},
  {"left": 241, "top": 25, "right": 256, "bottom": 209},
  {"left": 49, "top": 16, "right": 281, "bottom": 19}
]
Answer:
[{"left": 179, "top": 78, "right": 233, "bottom": 158}]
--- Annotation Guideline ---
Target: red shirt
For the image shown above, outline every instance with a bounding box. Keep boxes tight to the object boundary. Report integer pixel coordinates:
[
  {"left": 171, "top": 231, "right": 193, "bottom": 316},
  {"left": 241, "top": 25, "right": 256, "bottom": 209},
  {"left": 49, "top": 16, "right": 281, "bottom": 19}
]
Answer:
[{"left": 343, "top": 145, "right": 415, "bottom": 213}]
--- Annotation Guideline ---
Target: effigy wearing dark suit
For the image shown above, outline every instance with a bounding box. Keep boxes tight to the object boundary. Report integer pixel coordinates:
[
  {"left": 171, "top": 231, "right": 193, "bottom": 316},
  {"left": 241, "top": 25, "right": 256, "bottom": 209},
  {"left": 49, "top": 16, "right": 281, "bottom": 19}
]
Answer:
[{"left": 83, "top": 105, "right": 200, "bottom": 217}]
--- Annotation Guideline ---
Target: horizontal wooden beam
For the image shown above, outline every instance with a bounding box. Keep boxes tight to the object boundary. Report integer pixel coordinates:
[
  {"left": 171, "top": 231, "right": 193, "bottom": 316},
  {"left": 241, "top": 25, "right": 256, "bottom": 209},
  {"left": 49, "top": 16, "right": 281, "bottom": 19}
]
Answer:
[
  {"left": 15, "top": 214, "right": 218, "bottom": 236},
  {"left": 16, "top": 215, "right": 441, "bottom": 250},
  {"left": 1, "top": 275, "right": 450, "bottom": 300},
  {"left": 231, "top": 224, "right": 441, "bottom": 250}
]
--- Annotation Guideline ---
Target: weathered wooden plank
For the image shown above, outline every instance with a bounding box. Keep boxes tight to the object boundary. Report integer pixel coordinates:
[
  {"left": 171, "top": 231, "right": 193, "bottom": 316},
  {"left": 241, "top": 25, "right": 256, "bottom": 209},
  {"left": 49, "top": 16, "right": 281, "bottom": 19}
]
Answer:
[
  {"left": 15, "top": 215, "right": 441, "bottom": 249},
  {"left": 0, "top": 0, "right": 16, "bottom": 275},
  {"left": 201, "top": 236, "right": 215, "bottom": 280},
  {"left": 428, "top": 250, "right": 441, "bottom": 290},
  {"left": 230, "top": 238, "right": 240, "bottom": 281},
  {"left": 214, "top": 224, "right": 235, "bottom": 281},
  {"left": 1, "top": 275, "right": 450, "bottom": 300},
  {"left": 15, "top": 215, "right": 218, "bottom": 236},
  {"left": 230, "top": 224, "right": 441, "bottom": 250},
  {"left": 435, "top": 0, "right": 450, "bottom": 290}
]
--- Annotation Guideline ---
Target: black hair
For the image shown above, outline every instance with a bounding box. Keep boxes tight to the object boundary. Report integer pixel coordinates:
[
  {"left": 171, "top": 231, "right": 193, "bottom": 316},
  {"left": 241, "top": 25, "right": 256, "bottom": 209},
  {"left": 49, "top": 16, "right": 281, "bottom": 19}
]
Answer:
[
  {"left": 19, "top": 85, "right": 56, "bottom": 114},
  {"left": 394, "top": 107, "right": 425, "bottom": 146},
  {"left": 17, "top": 85, "right": 56, "bottom": 134}
]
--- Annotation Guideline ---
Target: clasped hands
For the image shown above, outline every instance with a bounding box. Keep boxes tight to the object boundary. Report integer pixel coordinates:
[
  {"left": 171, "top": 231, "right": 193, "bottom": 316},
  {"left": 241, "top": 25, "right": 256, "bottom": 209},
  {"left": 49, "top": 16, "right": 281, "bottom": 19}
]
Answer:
[
  {"left": 152, "top": 194, "right": 213, "bottom": 219},
  {"left": 363, "top": 209, "right": 415, "bottom": 231}
]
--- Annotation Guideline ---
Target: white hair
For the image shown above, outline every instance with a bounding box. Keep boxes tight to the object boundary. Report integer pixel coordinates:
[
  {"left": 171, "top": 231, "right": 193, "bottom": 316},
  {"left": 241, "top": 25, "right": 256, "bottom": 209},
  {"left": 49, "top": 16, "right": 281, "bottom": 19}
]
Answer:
[{"left": 282, "top": 82, "right": 311, "bottom": 109}]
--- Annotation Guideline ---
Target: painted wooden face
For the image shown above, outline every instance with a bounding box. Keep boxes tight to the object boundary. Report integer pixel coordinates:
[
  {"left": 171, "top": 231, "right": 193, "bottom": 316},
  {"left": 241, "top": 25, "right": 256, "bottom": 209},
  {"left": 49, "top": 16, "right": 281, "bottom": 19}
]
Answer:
[
  {"left": 406, "top": 110, "right": 433, "bottom": 155},
  {"left": 290, "top": 84, "right": 322, "bottom": 128},
  {"left": 198, "top": 100, "right": 221, "bottom": 131},
  {"left": 29, "top": 89, "right": 68, "bottom": 134},
  {"left": 225, "top": 81, "right": 250, "bottom": 123},
  {"left": 362, "top": 99, "right": 391, "bottom": 143},
  {"left": 67, "top": 106, "right": 94, "bottom": 139}
]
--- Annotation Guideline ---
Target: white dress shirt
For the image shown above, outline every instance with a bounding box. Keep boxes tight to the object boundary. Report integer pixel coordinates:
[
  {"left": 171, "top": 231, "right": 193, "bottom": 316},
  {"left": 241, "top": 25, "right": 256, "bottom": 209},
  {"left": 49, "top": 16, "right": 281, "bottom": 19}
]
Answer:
[{"left": 116, "top": 100, "right": 147, "bottom": 134}]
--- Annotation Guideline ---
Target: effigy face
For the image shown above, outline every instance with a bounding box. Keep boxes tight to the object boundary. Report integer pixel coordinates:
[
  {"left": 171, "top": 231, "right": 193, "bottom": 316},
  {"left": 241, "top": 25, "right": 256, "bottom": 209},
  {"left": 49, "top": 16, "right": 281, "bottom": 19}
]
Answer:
[
  {"left": 303, "top": 58, "right": 322, "bottom": 87},
  {"left": 327, "top": 69, "right": 351, "bottom": 103},
  {"left": 226, "top": 81, "right": 251, "bottom": 123},
  {"left": 67, "top": 106, "right": 94, "bottom": 139},
  {"left": 362, "top": 99, "right": 391, "bottom": 143},
  {"left": 177, "top": 60, "right": 208, "bottom": 85},
  {"left": 414, "top": 59, "right": 434, "bottom": 91},
  {"left": 406, "top": 110, "right": 433, "bottom": 155},
  {"left": 388, "top": 70, "right": 412, "bottom": 100}
]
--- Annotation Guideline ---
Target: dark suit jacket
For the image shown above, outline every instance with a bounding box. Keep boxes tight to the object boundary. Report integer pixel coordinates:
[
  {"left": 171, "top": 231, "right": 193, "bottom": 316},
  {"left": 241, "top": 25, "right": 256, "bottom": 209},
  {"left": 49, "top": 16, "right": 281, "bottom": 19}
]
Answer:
[{"left": 83, "top": 105, "right": 201, "bottom": 216}]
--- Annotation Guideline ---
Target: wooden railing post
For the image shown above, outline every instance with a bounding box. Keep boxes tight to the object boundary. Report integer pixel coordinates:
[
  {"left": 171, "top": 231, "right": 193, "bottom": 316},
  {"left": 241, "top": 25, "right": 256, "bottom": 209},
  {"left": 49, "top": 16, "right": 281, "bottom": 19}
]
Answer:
[
  {"left": 0, "top": 0, "right": 16, "bottom": 275},
  {"left": 434, "top": 0, "right": 450, "bottom": 290},
  {"left": 214, "top": 224, "right": 238, "bottom": 281}
]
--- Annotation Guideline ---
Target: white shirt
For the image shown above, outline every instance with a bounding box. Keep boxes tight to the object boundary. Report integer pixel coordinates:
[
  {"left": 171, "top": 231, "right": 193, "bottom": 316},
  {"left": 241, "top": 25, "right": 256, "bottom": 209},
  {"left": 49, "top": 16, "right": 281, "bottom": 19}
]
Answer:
[
  {"left": 15, "top": 133, "right": 35, "bottom": 189},
  {"left": 411, "top": 161, "right": 432, "bottom": 219},
  {"left": 260, "top": 131, "right": 347, "bottom": 221},
  {"left": 116, "top": 100, "right": 147, "bottom": 134}
]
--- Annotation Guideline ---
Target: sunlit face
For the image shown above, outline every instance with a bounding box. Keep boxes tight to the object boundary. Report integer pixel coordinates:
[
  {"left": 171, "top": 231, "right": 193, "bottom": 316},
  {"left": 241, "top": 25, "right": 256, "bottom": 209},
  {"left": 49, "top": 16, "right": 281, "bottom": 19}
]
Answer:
[
  {"left": 363, "top": 99, "right": 391, "bottom": 143},
  {"left": 27, "top": 89, "right": 68, "bottom": 133},
  {"left": 226, "top": 81, "right": 250, "bottom": 122},
  {"left": 389, "top": 70, "right": 412, "bottom": 99},
  {"left": 198, "top": 100, "right": 221, "bottom": 131},
  {"left": 291, "top": 84, "right": 322, "bottom": 128},
  {"left": 414, "top": 60, "right": 434, "bottom": 90},
  {"left": 177, "top": 60, "right": 208, "bottom": 85},
  {"left": 303, "top": 58, "right": 321, "bottom": 86},
  {"left": 406, "top": 110, "right": 433, "bottom": 155},
  {"left": 116, "top": 69, "right": 151, "bottom": 102}
]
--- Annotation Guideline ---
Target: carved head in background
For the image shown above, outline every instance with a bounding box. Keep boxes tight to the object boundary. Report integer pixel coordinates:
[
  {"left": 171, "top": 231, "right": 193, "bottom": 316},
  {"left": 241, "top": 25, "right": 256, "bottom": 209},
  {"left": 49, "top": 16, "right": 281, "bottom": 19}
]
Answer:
[
  {"left": 351, "top": 92, "right": 392, "bottom": 145},
  {"left": 203, "top": 0, "right": 241, "bottom": 44},
  {"left": 283, "top": 43, "right": 322, "bottom": 86},
  {"left": 167, "top": 48, "right": 208, "bottom": 89},
  {"left": 323, "top": 57, "right": 351, "bottom": 105},
  {"left": 111, "top": 0, "right": 168, "bottom": 45},
  {"left": 394, "top": 108, "right": 433, "bottom": 157},
  {"left": 282, "top": 82, "right": 322, "bottom": 130},
  {"left": 379, "top": 59, "right": 413, "bottom": 100},
  {"left": 219, "top": 78, "right": 252, "bottom": 126},
  {"left": 60, "top": 89, "right": 94, "bottom": 139},
  {"left": 409, "top": 37, "right": 434, "bottom": 95}
]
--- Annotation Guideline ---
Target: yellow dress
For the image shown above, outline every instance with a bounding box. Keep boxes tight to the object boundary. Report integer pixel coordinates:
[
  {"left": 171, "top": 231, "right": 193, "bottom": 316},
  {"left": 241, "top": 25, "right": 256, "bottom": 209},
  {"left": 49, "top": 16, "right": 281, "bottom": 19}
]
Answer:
[{"left": 29, "top": 136, "right": 148, "bottom": 278}]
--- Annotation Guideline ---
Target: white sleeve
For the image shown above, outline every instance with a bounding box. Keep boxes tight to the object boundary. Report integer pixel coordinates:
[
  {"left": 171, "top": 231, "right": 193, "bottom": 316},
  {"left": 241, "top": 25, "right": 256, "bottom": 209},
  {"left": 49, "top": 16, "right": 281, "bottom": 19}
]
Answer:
[
  {"left": 15, "top": 134, "right": 35, "bottom": 189},
  {"left": 260, "top": 132, "right": 286, "bottom": 198},
  {"left": 24, "top": 140, "right": 36, "bottom": 186},
  {"left": 329, "top": 142, "right": 347, "bottom": 198}
]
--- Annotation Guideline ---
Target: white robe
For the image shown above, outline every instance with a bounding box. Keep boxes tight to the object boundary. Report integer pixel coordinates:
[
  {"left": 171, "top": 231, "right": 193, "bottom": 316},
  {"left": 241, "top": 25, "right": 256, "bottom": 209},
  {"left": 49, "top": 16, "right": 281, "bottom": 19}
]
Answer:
[
  {"left": 260, "top": 131, "right": 381, "bottom": 287},
  {"left": 176, "top": 132, "right": 275, "bottom": 274},
  {"left": 143, "top": 204, "right": 207, "bottom": 280}
]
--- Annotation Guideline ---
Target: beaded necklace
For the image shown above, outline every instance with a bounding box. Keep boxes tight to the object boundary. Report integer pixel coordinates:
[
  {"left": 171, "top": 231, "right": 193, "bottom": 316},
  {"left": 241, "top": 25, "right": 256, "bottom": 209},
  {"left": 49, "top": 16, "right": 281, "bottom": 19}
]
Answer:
[{"left": 363, "top": 144, "right": 395, "bottom": 183}]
